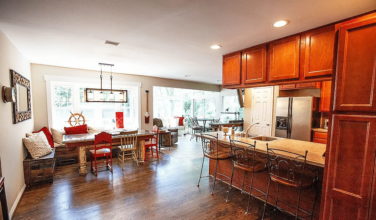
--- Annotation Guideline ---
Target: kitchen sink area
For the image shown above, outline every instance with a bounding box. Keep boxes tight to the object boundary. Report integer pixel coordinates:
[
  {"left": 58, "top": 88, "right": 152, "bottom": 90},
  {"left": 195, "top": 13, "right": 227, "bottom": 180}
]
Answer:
[{"left": 246, "top": 134, "right": 281, "bottom": 142}]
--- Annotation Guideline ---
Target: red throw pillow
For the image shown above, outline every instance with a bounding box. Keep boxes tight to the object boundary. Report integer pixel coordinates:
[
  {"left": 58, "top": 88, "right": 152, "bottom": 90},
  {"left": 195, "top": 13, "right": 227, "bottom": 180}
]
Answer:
[
  {"left": 64, "top": 124, "right": 88, "bottom": 135},
  {"left": 174, "top": 116, "right": 184, "bottom": 126},
  {"left": 33, "top": 127, "right": 54, "bottom": 148}
]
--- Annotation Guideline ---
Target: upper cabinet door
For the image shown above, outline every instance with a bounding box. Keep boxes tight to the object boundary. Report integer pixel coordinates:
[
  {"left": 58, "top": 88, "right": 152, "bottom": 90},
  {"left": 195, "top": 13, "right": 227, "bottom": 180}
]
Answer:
[
  {"left": 269, "top": 35, "right": 300, "bottom": 82},
  {"left": 304, "top": 26, "right": 335, "bottom": 78},
  {"left": 222, "top": 52, "right": 241, "bottom": 86},
  {"left": 334, "top": 16, "right": 376, "bottom": 112},
  {"left": 242, "top": 44, "right": 267, "bottom": 84}
]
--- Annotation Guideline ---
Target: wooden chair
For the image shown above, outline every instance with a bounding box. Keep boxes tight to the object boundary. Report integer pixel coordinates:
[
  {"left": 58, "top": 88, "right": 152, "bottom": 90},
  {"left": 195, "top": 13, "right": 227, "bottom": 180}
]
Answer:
[
  {"left": 90, "top": 132, "right": 113, "bottom": 176},
  {"left": 226, "top": 139, "right": 268, "bottom": 215},
  {"left": 118, "top": 130, "right": 138, "bottom": 169},
  {"left": 262, "top": 144, "right": 318, "bottom": 220},
  {"left": 145, "top": 126, "right": 159, "bottom": 160},
  {"left": 197, "top": 133, "right": 231, "bottom": 195}
]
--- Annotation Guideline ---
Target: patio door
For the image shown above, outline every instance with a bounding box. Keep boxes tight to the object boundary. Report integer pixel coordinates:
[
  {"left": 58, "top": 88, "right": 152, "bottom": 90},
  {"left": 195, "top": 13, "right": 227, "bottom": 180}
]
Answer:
[{"left": 250, "top": 86, "right": 273, "bottom": 136}]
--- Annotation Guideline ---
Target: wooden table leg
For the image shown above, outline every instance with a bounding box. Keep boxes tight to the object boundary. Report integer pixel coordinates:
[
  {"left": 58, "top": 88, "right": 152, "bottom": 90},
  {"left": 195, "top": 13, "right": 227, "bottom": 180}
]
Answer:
[
  {"left": 78, "top": 146, "right": 87, "bottom": 175},
  {"left": 139, "top": 140, "right": 145, "bottom": 164}
]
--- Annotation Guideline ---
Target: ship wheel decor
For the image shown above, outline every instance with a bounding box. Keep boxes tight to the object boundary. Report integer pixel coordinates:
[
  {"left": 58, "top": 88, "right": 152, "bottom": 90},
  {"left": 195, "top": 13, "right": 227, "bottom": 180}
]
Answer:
[{"left": 68, "top": 112, "right": 86, "bottom": 127}]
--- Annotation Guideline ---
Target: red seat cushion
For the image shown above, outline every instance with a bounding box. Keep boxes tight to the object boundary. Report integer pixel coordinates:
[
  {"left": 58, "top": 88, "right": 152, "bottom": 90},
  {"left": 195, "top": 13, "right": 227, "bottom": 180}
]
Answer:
[
  {"left": 174, "top": 116, "right": 184, "bottom": 126},
  {"left": 64, "top": 124, "right": 88, "bottom": 135},
  {"left": 33, "top": 127, "right": 54, "bottom": 148}
]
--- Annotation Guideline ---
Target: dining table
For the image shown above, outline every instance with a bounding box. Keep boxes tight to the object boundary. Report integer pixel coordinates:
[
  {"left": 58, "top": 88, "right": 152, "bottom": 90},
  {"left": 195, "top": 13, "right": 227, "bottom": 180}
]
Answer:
[
  {"left": 62, "top": 129, "right": 155, "bottom": 175},
  {"left": 196, "top": 118, "right": 215, "bottom": 132}
]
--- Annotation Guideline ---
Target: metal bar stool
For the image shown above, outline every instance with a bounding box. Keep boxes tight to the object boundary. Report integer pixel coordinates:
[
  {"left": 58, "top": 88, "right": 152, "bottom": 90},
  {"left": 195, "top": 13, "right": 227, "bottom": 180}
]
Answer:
[
  {"left": 197, "top": 133, "right": 231, "bottom": 195},
  {"left": 262, "top": 144, "right": 319, "bottom": 220},
  {"left": 226, "top": 138, "right": 268, "bottom": 215}
]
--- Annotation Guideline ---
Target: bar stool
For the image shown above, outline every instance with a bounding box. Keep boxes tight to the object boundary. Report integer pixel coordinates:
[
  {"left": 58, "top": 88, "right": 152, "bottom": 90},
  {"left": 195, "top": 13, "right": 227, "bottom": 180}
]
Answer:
[
  {"left": 262, "top": 144, "right": 318, "bottom": 220},
  {"left": 197, "top": 133, "right": 231, "bottom": 195},
  {"left": 226, "top": 138, "right": 268, "bottom": 215}
]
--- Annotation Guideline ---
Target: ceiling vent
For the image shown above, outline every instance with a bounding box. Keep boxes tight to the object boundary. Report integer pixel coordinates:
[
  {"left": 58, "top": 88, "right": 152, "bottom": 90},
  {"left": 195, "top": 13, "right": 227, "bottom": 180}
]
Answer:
[{"left": 104, "top": 40, "right": 120, "bottom": 46}]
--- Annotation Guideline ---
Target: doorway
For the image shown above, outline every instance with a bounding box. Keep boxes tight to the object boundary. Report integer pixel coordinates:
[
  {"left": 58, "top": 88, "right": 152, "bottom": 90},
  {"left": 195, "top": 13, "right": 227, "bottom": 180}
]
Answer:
[{"left": 249, "top": 86, "right": 274, "bottom": 136}]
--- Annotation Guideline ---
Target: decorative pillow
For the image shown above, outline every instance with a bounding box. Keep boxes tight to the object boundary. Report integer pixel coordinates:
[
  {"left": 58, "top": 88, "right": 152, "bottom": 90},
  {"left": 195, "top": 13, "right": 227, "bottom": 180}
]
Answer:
[
  {"left": 64, "top": 124, "right": 88, "bottom": 135},
  {"left": 51, "top": 127, "right": 64, "bottom": 144},
  {"left": 170, "top": 118, "right": 179, "bottom": 127},
  {"left": 174, "top": 116, "right": 184, "bottom": 126},
  {"left": 33, "top": 127, "right": 54, "bottom": 148},
  {"left": 23, "top": 135, "right": 53, "bottom": 159},
  {"left": 87, "top": 126, "right": 100, "bottom": 134}
]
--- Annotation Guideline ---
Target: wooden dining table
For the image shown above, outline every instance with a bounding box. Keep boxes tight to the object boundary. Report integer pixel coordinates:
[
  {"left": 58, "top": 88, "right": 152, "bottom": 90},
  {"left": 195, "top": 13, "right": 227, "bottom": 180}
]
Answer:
[{"left": 62, "top": 129, "right": 155, "bottom": 175}]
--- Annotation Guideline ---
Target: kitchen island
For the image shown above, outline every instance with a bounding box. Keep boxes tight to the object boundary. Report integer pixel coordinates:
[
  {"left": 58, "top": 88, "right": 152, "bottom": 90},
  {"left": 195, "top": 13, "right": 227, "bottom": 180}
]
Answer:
[{"left": 199, "top": 132, "right": 325, "bottom": 219}]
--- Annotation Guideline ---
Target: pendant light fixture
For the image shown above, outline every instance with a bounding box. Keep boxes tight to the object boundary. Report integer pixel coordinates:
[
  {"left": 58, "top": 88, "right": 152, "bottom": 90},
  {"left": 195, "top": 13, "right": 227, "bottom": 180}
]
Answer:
[{"left": 84, "top": 63, "right": 127, "bottom": 103}]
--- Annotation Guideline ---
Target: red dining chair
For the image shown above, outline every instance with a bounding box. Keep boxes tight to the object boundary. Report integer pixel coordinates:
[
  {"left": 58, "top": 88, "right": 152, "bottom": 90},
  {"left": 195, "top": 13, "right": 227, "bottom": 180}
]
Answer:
[
  {"left": 145, "top": 126, "right": 159, "bottom": 160},
  {"left": 90, "top": 132, "right": 113, "bottom": 176}
]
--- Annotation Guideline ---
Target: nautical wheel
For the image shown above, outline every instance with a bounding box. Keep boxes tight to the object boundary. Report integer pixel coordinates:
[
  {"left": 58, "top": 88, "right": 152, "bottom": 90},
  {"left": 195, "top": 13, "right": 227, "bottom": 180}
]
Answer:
[{"left": 68, "top": 112, "right": 86, "bottom": 127}]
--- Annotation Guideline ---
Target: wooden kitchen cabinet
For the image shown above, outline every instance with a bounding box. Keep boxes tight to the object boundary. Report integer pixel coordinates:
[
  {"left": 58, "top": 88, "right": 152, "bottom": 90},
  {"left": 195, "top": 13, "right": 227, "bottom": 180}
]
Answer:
[
  {"left": 322, "top": 114, "right": 376, "bottom": 220},
  {"left": 222, "top": 52, "right": 241, "bottom": 86},
  {"left": 279, "top": 82, "right": 320, "bottom": 90},
  {"left": 312, "top": 131, "right": 327, "bottom": 144},
  {"left": 304, "top": 26, "right": 335, "bottom": 78},
  {"left": 320, "top": 81, "right": 331, "bottom": 112},
  {"left": 320, "top": 12, "right": 376, "bottom": 220},
  {"left": 269, "top": 35, "right": 300, "bottom": 82},
  {"left": 242, "top": 44, "right": 267, "bottom": 84},
  {"left": 333, "top": 16, "right": 376, "bottom": 112}
]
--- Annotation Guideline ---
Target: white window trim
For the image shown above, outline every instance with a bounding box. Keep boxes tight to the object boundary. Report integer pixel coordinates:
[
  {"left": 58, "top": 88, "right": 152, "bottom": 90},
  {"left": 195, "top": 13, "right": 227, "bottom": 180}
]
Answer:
[{"left": 44, "top": 75, "right": 142, "bottom": 129}]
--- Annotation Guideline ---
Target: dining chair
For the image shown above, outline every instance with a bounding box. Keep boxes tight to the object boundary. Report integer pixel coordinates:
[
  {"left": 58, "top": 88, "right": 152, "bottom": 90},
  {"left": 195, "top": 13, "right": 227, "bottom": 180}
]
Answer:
[
  {"left": 226, "top": 138, "right": 268, "bottom": 215},
  {"left": 197, "top": 133, "right": 231, "bottom": 195},
  {"left": 118, "top": 130, "right": 138, "bottom": 169},
  {"left": 190, "top": 117, "right": 202, "bottom": 141},
  {"left": 262, "top": 144, "right": 318, "bottom": 220},
  {"left": 90, "top": 132, "right": 113, "bottom": 176},
  {"left": 145, "top": 125, "right": 159, "bottom": 160}
]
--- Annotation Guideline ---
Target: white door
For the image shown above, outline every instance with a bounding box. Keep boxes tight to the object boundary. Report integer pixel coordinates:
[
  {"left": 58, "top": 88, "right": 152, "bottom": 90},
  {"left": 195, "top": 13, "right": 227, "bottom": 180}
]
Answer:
[{"left": 250, "top": 86, "right": 273, "bottom": 136}]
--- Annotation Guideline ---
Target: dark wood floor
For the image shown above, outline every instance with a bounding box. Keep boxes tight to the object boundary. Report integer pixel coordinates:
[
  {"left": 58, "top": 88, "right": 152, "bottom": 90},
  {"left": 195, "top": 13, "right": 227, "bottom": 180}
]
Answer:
[{"left": 13, "top": 135, "right": 293, "bottom": 220}]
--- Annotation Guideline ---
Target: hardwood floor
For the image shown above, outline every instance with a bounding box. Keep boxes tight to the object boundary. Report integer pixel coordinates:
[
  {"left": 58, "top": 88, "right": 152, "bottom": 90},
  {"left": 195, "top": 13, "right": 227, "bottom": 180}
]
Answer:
[{"left": 13, "top": 135, "right": 293, "bottom": 220}]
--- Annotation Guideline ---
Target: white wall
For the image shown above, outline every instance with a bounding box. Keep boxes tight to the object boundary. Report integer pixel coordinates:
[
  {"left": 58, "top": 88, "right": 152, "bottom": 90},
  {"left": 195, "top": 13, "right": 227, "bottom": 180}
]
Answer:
[
  {"left": 0, "top": 30, "right": 33, "bottom": 216},
  {"left": 31, "top": 64, "right": 221, "bottom": 130}
]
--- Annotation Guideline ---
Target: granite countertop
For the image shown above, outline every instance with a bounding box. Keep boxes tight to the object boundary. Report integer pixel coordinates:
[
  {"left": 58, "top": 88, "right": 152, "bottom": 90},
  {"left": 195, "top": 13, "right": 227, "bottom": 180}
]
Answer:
[
  {"left": 312, "top": 128, "right": 328, "bottom": 133},
  {"left": 200, "top": 132, "right": 326, "bottom": 168}
]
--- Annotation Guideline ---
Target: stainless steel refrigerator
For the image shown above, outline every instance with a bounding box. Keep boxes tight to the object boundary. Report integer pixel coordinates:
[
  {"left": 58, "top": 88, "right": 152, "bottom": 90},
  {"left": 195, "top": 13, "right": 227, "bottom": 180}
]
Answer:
[{"left": 275, "top": 96, "right": 320, "bottom": 142}]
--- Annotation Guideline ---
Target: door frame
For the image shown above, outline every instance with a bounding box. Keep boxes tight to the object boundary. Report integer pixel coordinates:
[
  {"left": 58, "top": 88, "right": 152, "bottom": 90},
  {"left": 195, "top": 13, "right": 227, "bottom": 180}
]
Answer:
[{"left": 250, "top": 86, "right": 274, "bottom": 136}]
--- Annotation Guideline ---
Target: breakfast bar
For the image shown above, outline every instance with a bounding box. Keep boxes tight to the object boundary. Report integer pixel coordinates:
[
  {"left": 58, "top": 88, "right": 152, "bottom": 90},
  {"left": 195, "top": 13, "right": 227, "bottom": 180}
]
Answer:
[{"left": 200, "top": 132, "right": 325, "bottom": 219}]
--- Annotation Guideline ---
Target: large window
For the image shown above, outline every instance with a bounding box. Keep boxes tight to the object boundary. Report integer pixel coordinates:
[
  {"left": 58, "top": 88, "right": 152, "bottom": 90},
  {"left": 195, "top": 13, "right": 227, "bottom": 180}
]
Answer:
[
  {"left": 49, "top": 80, "right": 139, "bottom": 130},
  {"left": 221, "top": 95, "right": 244, "bottom": 122},
  {"left": 153, "top": 87, "right": 219, "bottom": 120}
]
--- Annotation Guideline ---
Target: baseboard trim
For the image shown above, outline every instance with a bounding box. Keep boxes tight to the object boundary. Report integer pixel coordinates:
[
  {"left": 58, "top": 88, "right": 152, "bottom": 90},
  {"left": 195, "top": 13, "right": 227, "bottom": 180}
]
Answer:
[{"left": 9, "top": 184, "right": 26, "bottom": 218}]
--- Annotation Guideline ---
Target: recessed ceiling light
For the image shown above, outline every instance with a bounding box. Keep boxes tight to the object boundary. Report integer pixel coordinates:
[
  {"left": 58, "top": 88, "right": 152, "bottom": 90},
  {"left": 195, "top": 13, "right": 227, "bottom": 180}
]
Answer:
[
  {"left": 185, "top": 75, "right": 190, "bottom": 77},
  {"left": 105, "top": 40, "right": 120, "bottom": 46},
  {"left": 211, "top": 45, "right": 222, "bottom": 49},
  {"left": 273, "top": 20, "right": 290, "bottom": 28}
]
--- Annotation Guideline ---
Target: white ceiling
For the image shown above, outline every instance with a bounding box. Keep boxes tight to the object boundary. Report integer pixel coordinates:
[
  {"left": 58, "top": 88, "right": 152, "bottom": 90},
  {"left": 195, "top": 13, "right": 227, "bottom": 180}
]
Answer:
[{"left": 0, "top": 0, "right": 375, "bottom": 84}]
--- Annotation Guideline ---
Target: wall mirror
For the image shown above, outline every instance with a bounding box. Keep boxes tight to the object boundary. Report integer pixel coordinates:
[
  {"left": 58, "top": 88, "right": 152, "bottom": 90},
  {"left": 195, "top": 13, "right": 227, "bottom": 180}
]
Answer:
[{"left": 11, "top": 70, "right": 32, "bottom": 124}]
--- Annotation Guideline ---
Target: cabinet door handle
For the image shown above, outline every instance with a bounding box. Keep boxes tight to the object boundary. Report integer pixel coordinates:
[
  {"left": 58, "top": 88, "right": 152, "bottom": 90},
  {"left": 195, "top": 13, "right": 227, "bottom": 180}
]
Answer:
[{"left": 266, "top": 124, "right": 270, "bottom": 126}]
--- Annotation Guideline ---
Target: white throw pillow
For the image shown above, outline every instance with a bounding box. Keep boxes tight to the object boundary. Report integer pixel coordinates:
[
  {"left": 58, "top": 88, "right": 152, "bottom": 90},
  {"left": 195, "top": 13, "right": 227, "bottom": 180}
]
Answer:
[
  {"left": 51, "top": 127, "right": 64, "bottom": 144},
  {"left": 36, "top": 131, "right": 51, "bottom": 148},
  {"left": 23, "top": 135, "right": 53, "bottom": 159}
]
